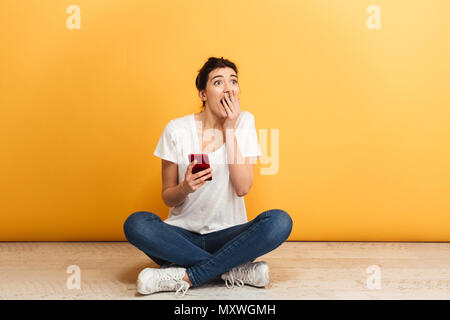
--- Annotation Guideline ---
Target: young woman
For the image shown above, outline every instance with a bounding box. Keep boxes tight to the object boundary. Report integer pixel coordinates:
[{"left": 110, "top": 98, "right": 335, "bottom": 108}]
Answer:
[{"left": 123, "top": 57, "right": 292, "bottom": 296}]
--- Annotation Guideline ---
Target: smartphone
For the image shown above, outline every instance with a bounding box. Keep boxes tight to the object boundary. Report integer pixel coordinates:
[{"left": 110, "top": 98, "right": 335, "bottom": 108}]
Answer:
[{"left": 188, "top": 153, "right": 212, "bottom": 181}]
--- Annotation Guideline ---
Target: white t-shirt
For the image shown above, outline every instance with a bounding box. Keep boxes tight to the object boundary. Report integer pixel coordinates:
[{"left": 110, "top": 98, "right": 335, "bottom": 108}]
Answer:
[{"left": 153, "top": 111, "right": 263, "bottom": 234}]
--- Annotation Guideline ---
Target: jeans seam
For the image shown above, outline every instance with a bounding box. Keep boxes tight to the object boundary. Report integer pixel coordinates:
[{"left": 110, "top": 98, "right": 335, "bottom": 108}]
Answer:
[
  {"left": 187, "top": 268, "right": 199, "bottom": 287},
  {"left": 186, "top": 268, "right": 194, "bottom": 284}
]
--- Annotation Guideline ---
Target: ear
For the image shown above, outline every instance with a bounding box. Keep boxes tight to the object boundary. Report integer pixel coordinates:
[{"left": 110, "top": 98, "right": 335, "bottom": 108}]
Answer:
[{"left": 199, "top": 90, "right": 206, "bottom": 101}]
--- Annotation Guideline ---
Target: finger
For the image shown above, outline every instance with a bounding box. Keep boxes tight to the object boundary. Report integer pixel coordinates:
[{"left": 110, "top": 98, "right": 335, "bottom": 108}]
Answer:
[
  {"left": 225, "top": 92, "right": 231, "bottom": 104},
  {"left": 222, "top": 97, "right": 233, "bottom": 115},
  {"left": 200, "top": 173, "right": 212, "bottom": 183},
  {"left": 188, "top": 160, "right": 196, "bottom": 173},
  {"left": 193, "top": 168, "right": 211, "bottom": 180},
  {"left": 222, "top": 95, "right": 229, "bottom": 108},
  {"left": 221, "top": 98, "right": 230, "bottom": 116},
  {"left": 202, "top": 172, "right": 212, "bottom": 180},
  {"left": 193, "top": 182, "right": 205, "bottom": 191},
  {"left": 222, "top": 95, "right": 229, "bottom": 107},
  {"left": 194, "top": 174, "right": 211, "bottom": 186},
  {"left": 193, "top": 173, "right": 211, "bottom": 185},
  {"left": 225, "top": 94, "right": 234, "bottom": 113},
  {"left": 192, "top": 177, "right": 207, "bottom": 188},
  {"left": 234, "top": 90, "right": 239, "bottom": 103}
]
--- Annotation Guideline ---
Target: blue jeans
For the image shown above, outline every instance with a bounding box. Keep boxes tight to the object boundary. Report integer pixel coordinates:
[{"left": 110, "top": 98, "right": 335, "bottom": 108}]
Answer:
[{"left": 123, "top": 209, "right": 293, "bottom": 287}]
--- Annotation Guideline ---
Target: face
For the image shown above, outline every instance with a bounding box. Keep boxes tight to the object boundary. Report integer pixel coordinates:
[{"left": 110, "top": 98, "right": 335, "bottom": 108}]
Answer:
[{"left": 199, "top": 67, "right": 239, "bottom": 118}]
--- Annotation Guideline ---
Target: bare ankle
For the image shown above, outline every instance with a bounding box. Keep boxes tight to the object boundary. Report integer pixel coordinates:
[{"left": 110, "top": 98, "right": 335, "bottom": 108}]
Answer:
[{"left": 183, "top": 272, "right": 193, "bottom": 287}]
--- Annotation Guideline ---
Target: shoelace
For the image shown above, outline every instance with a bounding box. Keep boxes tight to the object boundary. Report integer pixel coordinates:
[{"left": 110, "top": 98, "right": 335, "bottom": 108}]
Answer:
[
  {"left": 156, "top": 271, "right": 190, "bottom": 297},
  {"left": 224, "top": 263, "right": 257, "bottom": 289},
  {"left": 225, "top": 274, "right": 244, "bottom": 289},
  {"left": 175, "top": 281, "right": 190, "bottom": 297}
]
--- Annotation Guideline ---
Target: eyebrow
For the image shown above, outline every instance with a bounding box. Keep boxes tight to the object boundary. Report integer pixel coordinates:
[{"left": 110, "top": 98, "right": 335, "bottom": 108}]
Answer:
[{"left": 210, "top": 74, "right": 238, "bottom": 81}]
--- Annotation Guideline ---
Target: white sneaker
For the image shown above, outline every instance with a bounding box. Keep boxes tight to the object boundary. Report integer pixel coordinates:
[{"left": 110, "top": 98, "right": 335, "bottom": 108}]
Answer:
[
  {"left": 137, "top": 267, "right": 190, "bottom": 296},
  {"left": 221, "top": 261, "right": 270, "bottom": 288}
]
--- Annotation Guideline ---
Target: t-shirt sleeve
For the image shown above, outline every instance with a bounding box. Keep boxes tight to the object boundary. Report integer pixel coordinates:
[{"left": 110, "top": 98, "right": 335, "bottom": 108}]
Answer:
[
  {"left": 235, "top": 112, "right": 263, "bottom": 160},
  {"left": 153, "top": 120, "right": 178, "bottom": 163}
]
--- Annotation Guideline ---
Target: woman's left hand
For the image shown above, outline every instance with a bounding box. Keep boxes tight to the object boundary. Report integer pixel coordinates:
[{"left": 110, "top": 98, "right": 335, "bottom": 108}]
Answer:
[{"left": 221, "top": 90, "right": 240, "bottom": 130}]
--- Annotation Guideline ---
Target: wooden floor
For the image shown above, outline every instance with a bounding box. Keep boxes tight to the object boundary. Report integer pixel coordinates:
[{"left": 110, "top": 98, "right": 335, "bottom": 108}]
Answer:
[{"left": 0, "top": 242, "right": 449, "bottom": 300}]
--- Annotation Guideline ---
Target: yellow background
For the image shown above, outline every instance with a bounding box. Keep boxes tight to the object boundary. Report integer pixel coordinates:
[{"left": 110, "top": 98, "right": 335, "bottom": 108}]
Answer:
[{"left": 1, "top": 1, "right": 449, "bottom": 241}]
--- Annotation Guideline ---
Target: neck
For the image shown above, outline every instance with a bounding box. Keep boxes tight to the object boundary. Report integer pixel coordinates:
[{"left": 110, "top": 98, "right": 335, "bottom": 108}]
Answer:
[{"left": 197, "top": 108, "right": 225, "bottom": 131}]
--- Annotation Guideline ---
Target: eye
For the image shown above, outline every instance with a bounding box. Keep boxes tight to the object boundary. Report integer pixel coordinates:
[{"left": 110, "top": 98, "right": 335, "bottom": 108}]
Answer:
[
  {"left": 232, "top": 79, "right": 238, "bottom": 84},
  {"left": 214, "top": 80, "right": 222, "bottom": 85}
]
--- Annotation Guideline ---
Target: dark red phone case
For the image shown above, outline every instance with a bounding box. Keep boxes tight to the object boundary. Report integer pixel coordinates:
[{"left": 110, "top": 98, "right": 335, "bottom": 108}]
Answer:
[{"left": 188, "top": 154, "right": 212, "bottom": 181}]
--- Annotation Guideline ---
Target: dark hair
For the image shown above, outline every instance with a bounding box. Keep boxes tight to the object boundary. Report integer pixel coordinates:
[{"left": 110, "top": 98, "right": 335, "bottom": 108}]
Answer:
[{"left": 195, "top": 57, "right": 238, "bottom": 109}]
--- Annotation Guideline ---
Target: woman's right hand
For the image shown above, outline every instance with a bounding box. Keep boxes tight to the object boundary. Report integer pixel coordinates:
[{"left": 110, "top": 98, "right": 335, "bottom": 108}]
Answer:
[{"left": 181, "top": 160, "right": 213, "bottom": 194}]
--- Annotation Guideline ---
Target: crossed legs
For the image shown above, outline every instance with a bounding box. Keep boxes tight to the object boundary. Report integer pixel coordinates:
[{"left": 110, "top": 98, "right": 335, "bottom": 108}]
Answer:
[{"left": 123, "top": 209, "right": 292, "bottom": 287}]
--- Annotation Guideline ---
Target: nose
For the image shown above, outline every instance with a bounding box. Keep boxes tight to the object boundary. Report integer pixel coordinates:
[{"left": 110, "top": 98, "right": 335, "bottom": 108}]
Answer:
[
  {"left": 223, "top": 87, "right": 234, "bottom": 95},
  {"left": 223, "top": 81, "right": 233, "bottom": 93}
]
